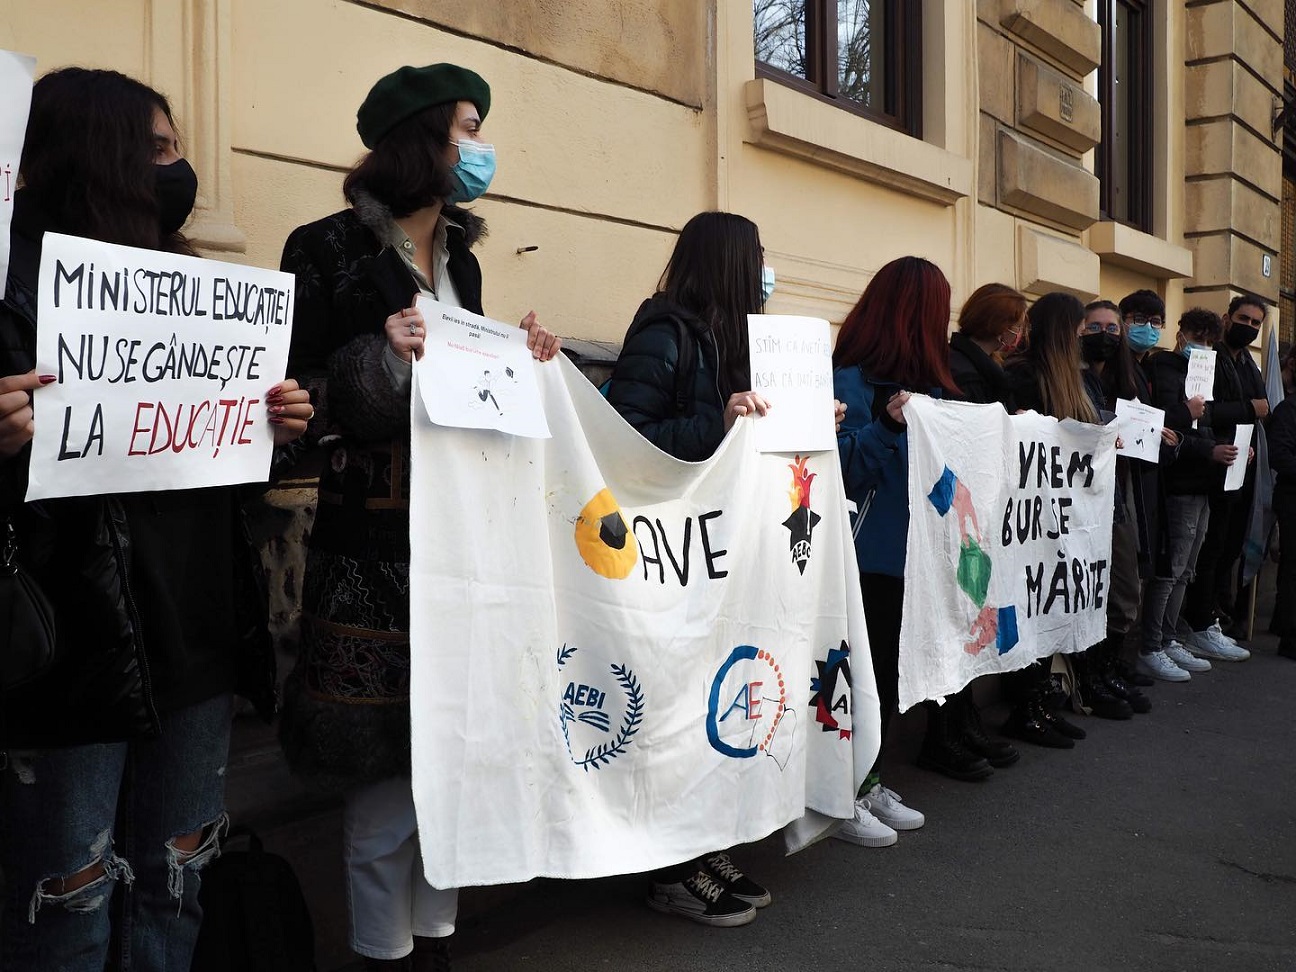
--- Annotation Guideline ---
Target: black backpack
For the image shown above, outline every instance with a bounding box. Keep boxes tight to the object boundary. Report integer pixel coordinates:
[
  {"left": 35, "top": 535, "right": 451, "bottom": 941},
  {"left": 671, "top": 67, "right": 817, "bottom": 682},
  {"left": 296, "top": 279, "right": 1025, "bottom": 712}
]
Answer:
[
  {"left": 601, "top": 314, "right": 699, "bottom": 415},
  {"left": 191, "top": 826, "right": 316, "bottom": 972}
]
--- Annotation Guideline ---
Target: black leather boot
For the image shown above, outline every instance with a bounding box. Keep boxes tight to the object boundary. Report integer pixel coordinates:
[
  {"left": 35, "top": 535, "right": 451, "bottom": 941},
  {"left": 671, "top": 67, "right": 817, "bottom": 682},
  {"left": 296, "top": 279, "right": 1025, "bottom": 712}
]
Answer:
[
  {"left": 413, "top": 936, "right": 452, "bottom": 972},
  {"left": 953, "top": 690, "right": 1019, "bottom": 766},
  {"left": 917, "top": 700, "right": 994, "bottom": 780},
  {"left": 1074, "top": 648, "right": 1133, "bottom": 720},
  {"left": 1041, "top": 675, "right": 1087, "bottom": 739},
  {"left": 1099, "top": 638, "right": 1151, "bottom": 713},
  {"left": 1000, "top": 673, "right": 1073, "bottom": 749}
]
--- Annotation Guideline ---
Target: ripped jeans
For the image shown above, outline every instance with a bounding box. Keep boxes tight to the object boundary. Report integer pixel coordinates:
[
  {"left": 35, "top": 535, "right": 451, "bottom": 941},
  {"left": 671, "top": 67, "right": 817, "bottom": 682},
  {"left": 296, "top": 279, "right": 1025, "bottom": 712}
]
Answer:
[{"left": 0, "top": 693, "right": 233, "bottom": 972}]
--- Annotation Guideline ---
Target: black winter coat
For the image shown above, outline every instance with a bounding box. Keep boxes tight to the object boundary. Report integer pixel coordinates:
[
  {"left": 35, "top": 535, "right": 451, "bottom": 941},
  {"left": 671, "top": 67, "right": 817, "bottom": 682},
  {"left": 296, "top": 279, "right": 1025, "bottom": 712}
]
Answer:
[
  {"left": 1268, "top": 397, "right": 1296, "bottom": 499},
  {"left": 605, "top": 294, "right": 725, "bottom": 461},
  {"left": 948, "top": 332, "right": 1013, "bottom": 407},
  {"left": 1144, "top": 349, "right": 1218, "bottom": 495},
  {"left": 0, "top": 191, "right": 274, "bottom": 749}
]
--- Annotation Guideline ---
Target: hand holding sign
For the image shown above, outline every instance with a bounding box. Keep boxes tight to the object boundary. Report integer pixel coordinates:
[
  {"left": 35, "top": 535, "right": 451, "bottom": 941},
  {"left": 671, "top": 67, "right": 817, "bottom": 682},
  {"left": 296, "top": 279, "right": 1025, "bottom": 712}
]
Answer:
[
  {"left": 0, "top": 371, "right": 52, "bottom": 459},
  {"left": 266, "top": 379, "right": 313, "bottom": 445}
]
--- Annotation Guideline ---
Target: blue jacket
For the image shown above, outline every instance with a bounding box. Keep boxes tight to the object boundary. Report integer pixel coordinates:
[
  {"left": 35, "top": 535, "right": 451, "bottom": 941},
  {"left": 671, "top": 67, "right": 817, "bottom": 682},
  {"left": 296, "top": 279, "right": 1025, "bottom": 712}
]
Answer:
[{"left": 834, "top": 365, "right": 940, "bottom": 578}]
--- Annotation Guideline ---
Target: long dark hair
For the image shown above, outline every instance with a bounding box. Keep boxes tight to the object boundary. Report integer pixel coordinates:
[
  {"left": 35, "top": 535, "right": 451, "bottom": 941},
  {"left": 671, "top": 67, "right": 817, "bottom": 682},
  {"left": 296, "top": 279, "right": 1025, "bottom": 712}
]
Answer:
[
  {"left": 1021, "top": 292, "right": 1095, "bottom": 422},
  {"left": 344, "top": 103, "right": 458, "bottom": 217},
  {"left": 832, "top": 256, "right": 958, "bottom": 394},
  {"left": 659, "top": 212, "right": 764, "bottom": 397},
  {"left": 1084, "top": 299, "right": 1138, "bottom": 404},
  {"left": 21, "top": 68, "right": 188, "bottom": 253}
]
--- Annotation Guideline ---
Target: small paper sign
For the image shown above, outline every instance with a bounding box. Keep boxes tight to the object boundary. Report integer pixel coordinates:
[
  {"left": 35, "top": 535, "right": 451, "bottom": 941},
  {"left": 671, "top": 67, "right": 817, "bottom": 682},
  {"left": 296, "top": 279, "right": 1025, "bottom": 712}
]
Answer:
[
  {"left": 1225, "top": 424, "right": 1253, "bottom": 492},
  {"left": 1185, "top": 348, "right": 1216, "bottom": 402},
  {"left": 1114, "top": 398, "right": 1164, "bottom": 463},
  {"left": 0, "top": 50, "right": 36, "bottom": 295},
  {"left": 747, "top": 314, "right": 835, "bottom": 453}
]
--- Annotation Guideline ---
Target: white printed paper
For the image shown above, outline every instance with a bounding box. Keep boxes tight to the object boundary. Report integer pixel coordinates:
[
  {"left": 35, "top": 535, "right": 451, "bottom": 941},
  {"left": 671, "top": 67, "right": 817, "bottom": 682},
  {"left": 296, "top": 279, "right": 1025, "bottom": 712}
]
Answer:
[
  {"left": 747, "top": 314, "right": 835, "bottom": 453},
  {"left": 1185, "top": 348, "right": 1216, "bottom": 402},
  {"left": 1114, "top": 398, "right": 1164, "bottom": 463},
  {"left": 409, "top": 356, "right": 879, "bottom": 886},
  {"left": 0, "top": 50, "right": 36, "bottom": 295},
  {"left": 1225, "top": 424, "right": 1253, "bottom": 492},
  {"left": 27, "top": 233, "right": 293, "bottom": 500},
  {"left": 414, "top": 296, "right": 549, "bottom": 439}
]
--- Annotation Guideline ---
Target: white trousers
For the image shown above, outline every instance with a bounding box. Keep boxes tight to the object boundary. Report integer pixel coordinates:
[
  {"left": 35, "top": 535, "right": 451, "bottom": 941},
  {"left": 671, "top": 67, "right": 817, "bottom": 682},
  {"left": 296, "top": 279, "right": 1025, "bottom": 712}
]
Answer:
[{"left": 342, "top": 776, "right": 458, "bottom": 960}]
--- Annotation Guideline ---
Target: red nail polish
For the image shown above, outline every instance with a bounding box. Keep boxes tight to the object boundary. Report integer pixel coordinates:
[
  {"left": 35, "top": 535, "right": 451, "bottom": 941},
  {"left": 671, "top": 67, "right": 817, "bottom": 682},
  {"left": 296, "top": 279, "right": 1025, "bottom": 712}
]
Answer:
[
  {"left": 269, "top": 416, "right": 284, "bottom": 425},
  {"left": 39, "top": 375, "right": 56, "bottom": 385},
  {"left": 267, "top": 384, "right": 282, "bottom": 397},
  {"left": 269, "top": 404, "right": 284, "bottom": 414}
]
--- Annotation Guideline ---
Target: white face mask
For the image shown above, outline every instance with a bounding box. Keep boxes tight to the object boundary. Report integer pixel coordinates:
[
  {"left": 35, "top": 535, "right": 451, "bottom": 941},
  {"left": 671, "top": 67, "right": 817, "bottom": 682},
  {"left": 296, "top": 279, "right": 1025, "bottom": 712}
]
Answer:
[{"left": 760, "top": 265, "right": 776, "bottom": 303}]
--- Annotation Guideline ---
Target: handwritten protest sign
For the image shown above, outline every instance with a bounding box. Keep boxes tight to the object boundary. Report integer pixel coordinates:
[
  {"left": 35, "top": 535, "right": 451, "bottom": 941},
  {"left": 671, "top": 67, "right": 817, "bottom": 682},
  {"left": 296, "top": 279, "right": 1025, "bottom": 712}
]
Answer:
[
  {"left": 414, "top": 296, "right": 549, "bottom": 439},
  {"left": 0, "top": 50, "right": 36, "bottom": 294},
  {"left": 747, "top": 314, "right": 835, "bottom": 453},
  {"left": 1185, "top": 348, "right": 1215, "bottom": 401},
  {"left": 27, "top": 233, "right": 293, "bottom": 500},
  {"left": 1225, "top": 424, "right": 1253, "bottom": 492},
  {"left": 898, "top": 397, "right": 1116, "bottom": 711},
  {"left": 1114, "top": 398, "right": 1164, "bottom": 463}
]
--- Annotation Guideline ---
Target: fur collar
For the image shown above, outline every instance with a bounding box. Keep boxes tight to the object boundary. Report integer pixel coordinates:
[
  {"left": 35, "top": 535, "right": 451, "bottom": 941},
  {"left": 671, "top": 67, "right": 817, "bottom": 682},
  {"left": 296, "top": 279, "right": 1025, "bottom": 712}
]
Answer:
[{"left": 350, "top": 188, "right": 486, "bottom": 248}]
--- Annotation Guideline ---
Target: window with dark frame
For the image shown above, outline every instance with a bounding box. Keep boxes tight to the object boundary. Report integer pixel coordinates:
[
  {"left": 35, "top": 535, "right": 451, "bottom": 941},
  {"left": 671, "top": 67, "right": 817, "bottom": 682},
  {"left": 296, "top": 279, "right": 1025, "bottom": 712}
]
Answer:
[
  {"left": 1096, "top": 0, "right": 1152, "bottom": 232},
  {"left": 753, "top": 0, "right": 921, "bottom": 136}
]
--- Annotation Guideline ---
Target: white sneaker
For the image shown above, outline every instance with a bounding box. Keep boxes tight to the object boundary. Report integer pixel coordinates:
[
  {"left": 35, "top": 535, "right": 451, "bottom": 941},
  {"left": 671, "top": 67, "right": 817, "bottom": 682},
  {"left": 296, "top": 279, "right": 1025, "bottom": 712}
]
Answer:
[
  {"left": 1165, "top": 641, "right": 1211, "bottom": 673},
  {"left": 1136, "top": 649, "right": 1190, "bottom": 682},
  {"left": 1184, "top": 626, "right": 1251, "bottom": 662},
  {"left": 833, "top": 800, "right": 898, "bottom": 847},
  {"left": 862, "top": 783, "right": 925, "bottom": 831}
]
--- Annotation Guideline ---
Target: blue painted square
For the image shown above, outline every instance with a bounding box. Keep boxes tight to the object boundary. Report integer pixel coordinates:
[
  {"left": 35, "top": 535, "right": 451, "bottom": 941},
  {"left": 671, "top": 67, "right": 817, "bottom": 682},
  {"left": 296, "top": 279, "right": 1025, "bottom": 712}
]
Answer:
[
  {"left": 927, "top": 466, "right": 957, "bottom": 517},
  {"left": 996, "top": 606, "right": 1019, "bottom": 655}
]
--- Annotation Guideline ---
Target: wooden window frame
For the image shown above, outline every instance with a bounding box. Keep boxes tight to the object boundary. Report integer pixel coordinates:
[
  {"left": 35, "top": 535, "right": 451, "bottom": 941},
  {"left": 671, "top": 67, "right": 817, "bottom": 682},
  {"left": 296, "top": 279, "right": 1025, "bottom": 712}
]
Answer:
[
  {"left": 1096, "top": 0, "right": 1153, "bottom": 232},
  {"left": 754, "top": 0, "right": 922, "bottom": 138}
]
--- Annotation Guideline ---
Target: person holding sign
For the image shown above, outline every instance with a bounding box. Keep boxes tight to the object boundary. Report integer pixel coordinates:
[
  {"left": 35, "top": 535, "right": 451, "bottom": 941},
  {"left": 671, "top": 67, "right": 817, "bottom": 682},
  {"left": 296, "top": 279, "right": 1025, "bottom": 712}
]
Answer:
[
  {"left": 833, "top": 256, "right": 968, "bottom": 846},
  {"left": 277, "top": 64, "right": 559, "bottom": 971},
  {"left": 1140, "top": 309, "right": 1244, "bottom": 682},
  {"left": 0, "top": 68, "right": 310, "bottom": 972},
  {"left": 605, "top": 211, "right": 778, "bottom": 928}
]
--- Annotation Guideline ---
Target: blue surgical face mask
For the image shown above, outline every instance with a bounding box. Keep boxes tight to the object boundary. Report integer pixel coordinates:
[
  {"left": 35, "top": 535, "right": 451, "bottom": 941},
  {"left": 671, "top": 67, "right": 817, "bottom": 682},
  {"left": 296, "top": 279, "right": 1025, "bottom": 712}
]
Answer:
[
  {"left": 446, "top": 140, "right": 496, "bottom": 203},
  {"left": 760, "top": 265, "right": 776, "bottom": 304},
  {"left": 1181, "top": 340, "right": 1208, "bottom": 359},
  {"left": 1127, "top": 324, "right": 1161, "bottom": 353}
]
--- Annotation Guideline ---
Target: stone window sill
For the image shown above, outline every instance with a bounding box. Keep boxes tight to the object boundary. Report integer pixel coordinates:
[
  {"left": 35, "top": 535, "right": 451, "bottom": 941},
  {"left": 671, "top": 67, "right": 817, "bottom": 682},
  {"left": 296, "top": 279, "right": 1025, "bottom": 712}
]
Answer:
[
  {"left": 743, "top": 78, "right": 973, "bottom": 207},
  {"left": 1087, "top": 221, "right": 1193, "bottom": 279}
]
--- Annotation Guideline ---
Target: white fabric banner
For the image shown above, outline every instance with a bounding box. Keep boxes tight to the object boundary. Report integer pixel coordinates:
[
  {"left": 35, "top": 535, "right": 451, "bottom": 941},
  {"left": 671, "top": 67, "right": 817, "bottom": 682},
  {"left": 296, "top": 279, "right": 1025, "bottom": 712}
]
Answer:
[
  {"left": 27, "top": 233, "right": 293, "bottom": 500},
  {"left": 409, "top": 355, "right": 878, "bottom": 887},
  {"left": 898, "top": 396, "right": 1116, "bottom": 712},
  {"left": 0, "top": 49, "right": 36, "bottom": 295}
]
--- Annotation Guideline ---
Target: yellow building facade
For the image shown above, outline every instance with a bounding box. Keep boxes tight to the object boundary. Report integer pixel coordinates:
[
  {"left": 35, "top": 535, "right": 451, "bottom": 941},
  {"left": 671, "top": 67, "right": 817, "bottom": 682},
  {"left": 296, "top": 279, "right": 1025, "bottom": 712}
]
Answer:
[{"left": 0, "top": 0, "right": 1286, "bottom": 343}]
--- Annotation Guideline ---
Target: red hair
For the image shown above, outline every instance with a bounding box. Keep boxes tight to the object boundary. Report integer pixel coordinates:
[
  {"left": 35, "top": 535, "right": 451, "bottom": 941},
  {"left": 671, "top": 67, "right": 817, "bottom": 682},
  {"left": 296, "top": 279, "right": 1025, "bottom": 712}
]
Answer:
[
  {"left": 958, "top": 283, "right": 1027, "bottom": 341},
  {"left": 832, "top": 256, "right": 958, "bottom": 393}
]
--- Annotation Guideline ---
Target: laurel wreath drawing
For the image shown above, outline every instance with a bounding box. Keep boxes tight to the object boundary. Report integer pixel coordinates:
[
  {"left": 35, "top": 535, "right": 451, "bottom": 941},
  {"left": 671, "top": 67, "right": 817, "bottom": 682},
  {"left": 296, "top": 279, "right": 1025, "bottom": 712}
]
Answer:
[{"left": 557, "top": 644, "right": 644, "bottom": 772}]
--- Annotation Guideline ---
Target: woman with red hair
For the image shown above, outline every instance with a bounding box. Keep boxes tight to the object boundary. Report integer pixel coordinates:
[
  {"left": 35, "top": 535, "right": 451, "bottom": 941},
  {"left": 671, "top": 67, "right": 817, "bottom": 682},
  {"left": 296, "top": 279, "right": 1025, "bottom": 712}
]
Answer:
[{"left": 832, "top": 256, "right": 971, "bottom": 848}]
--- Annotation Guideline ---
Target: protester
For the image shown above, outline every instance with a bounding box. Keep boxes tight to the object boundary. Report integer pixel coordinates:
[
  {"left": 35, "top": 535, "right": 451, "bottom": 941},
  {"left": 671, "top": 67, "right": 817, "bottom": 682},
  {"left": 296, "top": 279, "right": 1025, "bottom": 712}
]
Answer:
[
  {"left": 1268, "top": 364, "right": 1296, "bottom": 660},
  {"left": 277, "top": 63, "right": 559, "bottom": 971},
  {"left": 833, "top": 255, "right": 967, "bottom": 842},
  {"left": 0, "top": 68, "right": 310, "bottom": 971},
  {"left": 1077, "top": 300, "right": 1166, "bottom": 715},
  {"left": 1140, "top": 308, "right": 1240, "bottom": 682},
  {"left": 919, "top": 283, "right": 1027, "bottom": 775},
  {"left": 605, "top": 210, "right": 782, "bottom": 928}
]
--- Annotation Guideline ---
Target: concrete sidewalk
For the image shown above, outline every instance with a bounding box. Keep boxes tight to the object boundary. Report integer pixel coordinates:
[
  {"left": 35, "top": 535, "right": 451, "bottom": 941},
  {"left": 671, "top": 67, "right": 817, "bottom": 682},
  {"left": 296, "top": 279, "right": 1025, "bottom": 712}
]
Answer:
[{"left": 440, "top": 632, "right": 1296, "bottom": 972}]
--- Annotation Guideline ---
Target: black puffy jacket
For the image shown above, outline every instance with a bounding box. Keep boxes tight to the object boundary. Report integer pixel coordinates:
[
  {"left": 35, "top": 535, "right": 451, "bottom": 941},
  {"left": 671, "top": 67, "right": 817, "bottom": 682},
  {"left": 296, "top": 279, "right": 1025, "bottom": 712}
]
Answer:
[
  {"left": 605, "top": 294, "right": 725, "bottom": 461},
  {"left": 948, "top": 331, "right": 1013, "bottom": 407},
  {"left": 1143, "top": 349, "right": 1218, "bottom": 495},
  {"left": 0, "top": 191, "right": 274, "bottom": 749}
]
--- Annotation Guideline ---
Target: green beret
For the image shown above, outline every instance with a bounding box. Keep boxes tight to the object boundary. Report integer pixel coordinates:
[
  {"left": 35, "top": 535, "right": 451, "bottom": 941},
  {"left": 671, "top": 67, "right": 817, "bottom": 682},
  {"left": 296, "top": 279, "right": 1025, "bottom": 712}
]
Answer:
[{"left": 356, "top": 63, "right": 491, "bottom": 149}]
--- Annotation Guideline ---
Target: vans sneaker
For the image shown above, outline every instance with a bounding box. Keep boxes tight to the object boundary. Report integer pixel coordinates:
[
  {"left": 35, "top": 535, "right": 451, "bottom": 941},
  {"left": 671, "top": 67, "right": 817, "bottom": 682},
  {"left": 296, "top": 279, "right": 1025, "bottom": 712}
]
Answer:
[
  {"left": 1136, "top": 649, "right": 1190, "bottom": 682},
  {"left": 862, "top": 783, "right": 925, "bottom": 831},
  {"left": 647, "top": 869, "right": 756, "bottom": 927},
  {"left": 1165, "top": 641, "right": 1211, "bottom": 673},
  {"left": 701, "top": 853, "right": 771, "bottom": 908},
  {"left": 833, "top": 800, "right": 898, "bottom": 847}
]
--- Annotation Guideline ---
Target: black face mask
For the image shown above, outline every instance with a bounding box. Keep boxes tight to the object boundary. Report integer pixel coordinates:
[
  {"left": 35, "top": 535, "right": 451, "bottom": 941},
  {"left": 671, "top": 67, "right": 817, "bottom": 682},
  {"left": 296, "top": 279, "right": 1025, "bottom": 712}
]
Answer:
[
  {"left": 156, "top": 158, "right": 198, "bottom": 234},
  {"left": 1081, "top": 332, "right": 1120, "bottom": 363},
  {"left": 1226, "top": 323, "right": 1260, "bottom": 348}
]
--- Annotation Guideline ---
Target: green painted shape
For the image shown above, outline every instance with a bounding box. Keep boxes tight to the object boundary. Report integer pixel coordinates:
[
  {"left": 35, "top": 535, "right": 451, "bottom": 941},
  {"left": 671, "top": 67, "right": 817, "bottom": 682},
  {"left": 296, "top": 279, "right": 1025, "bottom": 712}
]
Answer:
[{"left": 956, "top": 538, "right": 992, "bottom": 608}]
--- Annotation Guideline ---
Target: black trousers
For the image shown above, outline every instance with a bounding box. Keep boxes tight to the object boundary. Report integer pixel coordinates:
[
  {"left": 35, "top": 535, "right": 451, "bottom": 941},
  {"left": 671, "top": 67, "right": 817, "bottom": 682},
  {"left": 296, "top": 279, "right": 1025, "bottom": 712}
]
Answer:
[
  {"left": 1273, "top": 493, "right": 1296, "bottom": 640},
  {"left": 1182, "top": 488, "right": 1246, "bottom": 631},
  {"left": 860, "top": 572, "right": 903, "bottom": 773}
]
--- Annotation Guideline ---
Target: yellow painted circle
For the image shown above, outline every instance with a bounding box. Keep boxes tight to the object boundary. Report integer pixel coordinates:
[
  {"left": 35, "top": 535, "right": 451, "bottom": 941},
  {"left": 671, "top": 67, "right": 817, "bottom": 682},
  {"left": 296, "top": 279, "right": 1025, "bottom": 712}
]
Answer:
[{"left": 574, "top": 487, "right": 638, "bottom": 579}]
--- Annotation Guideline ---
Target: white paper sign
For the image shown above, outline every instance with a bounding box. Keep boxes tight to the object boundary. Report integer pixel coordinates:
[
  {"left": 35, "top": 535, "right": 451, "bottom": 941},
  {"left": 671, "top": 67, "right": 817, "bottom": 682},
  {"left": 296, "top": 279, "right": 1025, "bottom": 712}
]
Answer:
[
  {"left": 0, "top": 50, "right": 36, "bottom": 295},
  {"left": 1185, "top": 348, "right": 1216, "bottom": 402},
  {"left": 747, "top": 314, "right": 835, "bottom": 453},
  {"left": 1225, "top": 423, "right": 1253, "bottom": 492},
  {"left": 27, "top": 233, "right": 293, "bottom": 500},
  {"left": 1114, "top": 398, "right": 1164, "bottom": 463},
  {"left": 414, "top": 296, "right": 549, "bottom": 439}
]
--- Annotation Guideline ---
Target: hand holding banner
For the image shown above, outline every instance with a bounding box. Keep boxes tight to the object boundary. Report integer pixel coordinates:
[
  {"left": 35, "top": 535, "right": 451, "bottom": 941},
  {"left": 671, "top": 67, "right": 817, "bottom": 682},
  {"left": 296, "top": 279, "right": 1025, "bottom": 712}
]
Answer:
[{"left": 26, "top": 233, "right": 294, "bottom": 500}]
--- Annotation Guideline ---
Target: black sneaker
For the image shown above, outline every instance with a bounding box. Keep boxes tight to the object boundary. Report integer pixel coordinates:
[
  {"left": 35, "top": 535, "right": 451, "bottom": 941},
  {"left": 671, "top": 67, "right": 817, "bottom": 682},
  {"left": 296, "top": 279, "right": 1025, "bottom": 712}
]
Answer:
[
  {"left": 702, "top": 852, "right": 772, "bottom": 908},
  {"left": 647, "top": 868, "right": 756, "bottom": 926}
]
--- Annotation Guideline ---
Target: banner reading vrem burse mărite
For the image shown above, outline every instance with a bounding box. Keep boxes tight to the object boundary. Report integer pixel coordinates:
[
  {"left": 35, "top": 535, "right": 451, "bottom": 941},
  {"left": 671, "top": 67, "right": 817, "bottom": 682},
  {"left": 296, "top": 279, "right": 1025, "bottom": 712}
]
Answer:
[
  {"left": 26, "top": 233, "right": 293, "bottom": 500},
  {"left": 898, "top": 396, "right": 1116, "bottom": 712},
  {"left": 408, "top": 355, "right": 879, "bottom": 887}
]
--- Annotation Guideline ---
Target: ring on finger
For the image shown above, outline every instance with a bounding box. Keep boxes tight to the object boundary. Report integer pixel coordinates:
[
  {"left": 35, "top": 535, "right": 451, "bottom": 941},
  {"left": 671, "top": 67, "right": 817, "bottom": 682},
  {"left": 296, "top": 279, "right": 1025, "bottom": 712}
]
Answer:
[{"left": 408, "top": 322, "right": 418, "bottom": 336}]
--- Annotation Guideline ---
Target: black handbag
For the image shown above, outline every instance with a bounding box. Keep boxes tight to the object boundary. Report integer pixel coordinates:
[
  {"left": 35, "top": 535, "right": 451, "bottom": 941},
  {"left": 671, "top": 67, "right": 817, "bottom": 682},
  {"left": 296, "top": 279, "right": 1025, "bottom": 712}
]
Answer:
[{"left": 1, "top": 515, "right": 57, "bottom": 692}]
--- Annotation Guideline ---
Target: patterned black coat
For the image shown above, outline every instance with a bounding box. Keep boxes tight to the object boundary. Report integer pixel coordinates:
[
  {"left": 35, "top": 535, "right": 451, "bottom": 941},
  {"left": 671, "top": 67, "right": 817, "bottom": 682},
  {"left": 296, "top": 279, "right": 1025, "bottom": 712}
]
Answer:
[{"left": 277, "top": 193, "right": 485, "bottom": 787}]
